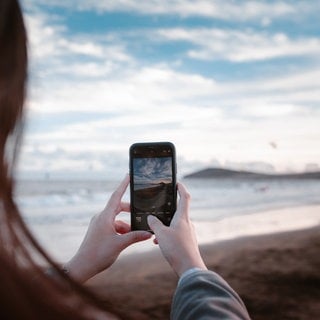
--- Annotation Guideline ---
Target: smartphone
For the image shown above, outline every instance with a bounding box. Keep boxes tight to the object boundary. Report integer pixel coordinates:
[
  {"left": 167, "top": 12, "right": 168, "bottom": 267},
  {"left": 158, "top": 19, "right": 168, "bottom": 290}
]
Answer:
[{"left": 129, "top": 142, "right": 177, "bottom": 231}]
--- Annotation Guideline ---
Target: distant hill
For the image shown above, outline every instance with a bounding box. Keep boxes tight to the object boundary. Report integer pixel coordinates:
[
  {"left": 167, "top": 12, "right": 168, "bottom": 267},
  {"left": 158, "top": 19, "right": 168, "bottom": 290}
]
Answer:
[{"left": 184, "top": 167, "right": 320, "bottom": 180}]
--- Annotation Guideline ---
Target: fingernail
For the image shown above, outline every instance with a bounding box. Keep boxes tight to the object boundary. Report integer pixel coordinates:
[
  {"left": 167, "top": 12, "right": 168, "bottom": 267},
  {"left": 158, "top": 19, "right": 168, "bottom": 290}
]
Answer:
[{"left": 147, "top": 215, "right": 154, "bottom": 222}]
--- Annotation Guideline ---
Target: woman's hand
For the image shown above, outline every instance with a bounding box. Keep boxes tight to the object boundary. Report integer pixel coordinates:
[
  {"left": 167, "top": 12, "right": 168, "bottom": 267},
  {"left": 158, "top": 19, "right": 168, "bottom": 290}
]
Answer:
[
  {"left": 147, "top": 182, "right": 207, "bottom": 277},
  {"left": 65, "top": 175, "right": 152, "bottom": 283}
]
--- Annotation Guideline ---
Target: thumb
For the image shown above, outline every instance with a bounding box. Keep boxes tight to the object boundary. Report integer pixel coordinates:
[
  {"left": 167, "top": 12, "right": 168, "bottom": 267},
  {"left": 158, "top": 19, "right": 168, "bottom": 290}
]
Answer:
[
  {"left": 120, "top": 230, "right": 151, "bottom": 248},
  {"left": 147, "top": 215, "right": 164, "bottom": 234}
]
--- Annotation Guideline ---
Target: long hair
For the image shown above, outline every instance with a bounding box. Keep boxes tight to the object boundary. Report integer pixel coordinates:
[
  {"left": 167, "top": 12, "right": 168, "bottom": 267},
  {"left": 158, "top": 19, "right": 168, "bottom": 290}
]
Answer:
[{"left": 0, "top": 1, "right": 117, "bottom": 318}]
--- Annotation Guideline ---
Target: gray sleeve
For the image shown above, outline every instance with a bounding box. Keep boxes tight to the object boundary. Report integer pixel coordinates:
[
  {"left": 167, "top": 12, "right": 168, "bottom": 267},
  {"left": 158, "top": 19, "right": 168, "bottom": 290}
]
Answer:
[{"left": 171, "top": 270, "right": 251, "bottom": 320}]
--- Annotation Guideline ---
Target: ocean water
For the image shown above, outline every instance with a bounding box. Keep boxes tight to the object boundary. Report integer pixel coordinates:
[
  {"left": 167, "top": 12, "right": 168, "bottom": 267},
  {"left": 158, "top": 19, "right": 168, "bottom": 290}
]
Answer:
[
  {"left": 15, "top": 178, "right": 320, "bottom": 261},
  {"left": 183, "top": 178, "right": 320, "bottom": 219}
]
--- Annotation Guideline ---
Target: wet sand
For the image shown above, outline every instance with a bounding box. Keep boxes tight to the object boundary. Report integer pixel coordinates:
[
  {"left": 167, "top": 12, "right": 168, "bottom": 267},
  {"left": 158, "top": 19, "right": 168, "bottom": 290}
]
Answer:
[{"left": 88, "top": 224, "right": 320, "bottom": 320}]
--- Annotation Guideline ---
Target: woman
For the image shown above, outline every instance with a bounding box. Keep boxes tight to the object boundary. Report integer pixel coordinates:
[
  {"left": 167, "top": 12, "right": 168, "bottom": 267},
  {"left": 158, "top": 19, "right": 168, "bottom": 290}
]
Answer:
[{"left": 0, "top": 1, "right": 251, "bottom": 319}]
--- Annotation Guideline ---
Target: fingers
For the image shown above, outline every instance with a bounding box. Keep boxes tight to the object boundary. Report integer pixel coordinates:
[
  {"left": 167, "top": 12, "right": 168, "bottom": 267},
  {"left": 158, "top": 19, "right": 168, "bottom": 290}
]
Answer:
[
  {"left": 120, "top": 202, "right": 130, "bottom": 212},
  {"left": 172, "top": 182, "right": 191, "bottom": 223},
  {"left": 106, "top": 175, "right": 130, "bottom": 219},
  {"left": 147, "top": 215, "right": 164, "bottom": 234},
  {"left": 147, "top": 183, "right": 191, "bottom": 231},
  {"left": 121, "top": 230, "right": 152, "bottom": 248},
  {"left": 147, "top": 216, "right": 166, "bottom": 246},
  {"left": 111, "top": 174, "right": 130, "bottom": 203},
  {"left": 115, "top": 220, "right": 131, "bottom": 234}
]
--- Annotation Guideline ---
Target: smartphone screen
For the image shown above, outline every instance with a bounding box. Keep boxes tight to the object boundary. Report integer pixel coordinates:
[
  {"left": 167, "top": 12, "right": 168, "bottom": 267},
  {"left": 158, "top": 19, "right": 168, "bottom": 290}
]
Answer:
[{"left": 129, "top": 142, "right": 177, "bottom": 231}]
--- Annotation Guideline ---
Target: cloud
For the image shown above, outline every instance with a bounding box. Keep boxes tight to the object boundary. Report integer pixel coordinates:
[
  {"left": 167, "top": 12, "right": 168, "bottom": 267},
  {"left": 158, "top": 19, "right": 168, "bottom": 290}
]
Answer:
[
  {"left": 24, "top": 12, "right": 62, "bottom": 59},
  {"left": 18, "top": 145, "right": 129, "bottom": 179},
  {"left": 239, "top": 104, "right": 306, "bottom": 118},
  {"left": 22, "top": 0, "right": 305, "bottom": 22},
  {"left": 156, "top": 28, "right": 320, "bottom": 62}
]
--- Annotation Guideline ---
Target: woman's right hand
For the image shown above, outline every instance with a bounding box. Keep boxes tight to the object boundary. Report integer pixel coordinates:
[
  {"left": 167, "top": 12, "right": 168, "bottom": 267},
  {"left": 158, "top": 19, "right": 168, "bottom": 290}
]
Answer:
[{"left": 147, "top": 183, "right": 207, "bottom": 277}]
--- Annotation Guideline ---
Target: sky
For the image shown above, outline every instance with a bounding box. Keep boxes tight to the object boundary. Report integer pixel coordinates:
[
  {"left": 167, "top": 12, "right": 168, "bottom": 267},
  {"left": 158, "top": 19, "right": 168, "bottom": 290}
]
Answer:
[
  {"left": 18, "top": 0, "right": 320, "bottom": 179},
  {"left": 133, "top": 157, "right": 172, "bottom": 185}
]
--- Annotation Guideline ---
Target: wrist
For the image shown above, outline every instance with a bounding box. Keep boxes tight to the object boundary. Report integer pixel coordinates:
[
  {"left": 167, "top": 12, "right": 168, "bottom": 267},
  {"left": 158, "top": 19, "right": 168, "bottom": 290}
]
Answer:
[
  {"left": 175, "top": 257, "right": 207, "bottom": 277},
  {"left": 65, "top": 254, "right": 94, "bottom": 283}
]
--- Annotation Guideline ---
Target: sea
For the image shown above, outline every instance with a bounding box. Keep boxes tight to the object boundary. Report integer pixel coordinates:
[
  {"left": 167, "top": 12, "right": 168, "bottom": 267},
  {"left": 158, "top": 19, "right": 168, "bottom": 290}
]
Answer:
[{"left": 15, "top": 178, "right": 320, "bottom": 262}]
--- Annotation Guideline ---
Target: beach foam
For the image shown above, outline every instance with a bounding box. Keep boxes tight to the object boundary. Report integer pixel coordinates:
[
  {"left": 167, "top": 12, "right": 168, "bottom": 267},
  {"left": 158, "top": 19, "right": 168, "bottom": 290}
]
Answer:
[
  {"left": 26, "top": 204, "right": 320, "bottom": 262},
  {"left": 194, "top": 205, "right": 320, "bottom": 244}
]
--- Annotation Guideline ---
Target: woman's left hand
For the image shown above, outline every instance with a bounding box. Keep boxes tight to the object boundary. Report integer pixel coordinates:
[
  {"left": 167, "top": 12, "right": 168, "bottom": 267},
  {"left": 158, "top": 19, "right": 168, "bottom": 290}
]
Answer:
[{"left": 65, "top": 175, "right": 152, "bottom": 282}]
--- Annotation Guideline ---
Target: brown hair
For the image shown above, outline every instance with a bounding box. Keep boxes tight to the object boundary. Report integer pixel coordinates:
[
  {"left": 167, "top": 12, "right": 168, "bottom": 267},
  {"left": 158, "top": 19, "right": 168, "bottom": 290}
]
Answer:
[{"left": 0, "top": 1, "right": 117, "bottom": 318}]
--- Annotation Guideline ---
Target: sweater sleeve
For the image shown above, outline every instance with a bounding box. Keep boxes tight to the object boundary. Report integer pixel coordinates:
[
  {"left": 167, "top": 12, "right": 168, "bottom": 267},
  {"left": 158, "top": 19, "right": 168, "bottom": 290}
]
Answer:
[{"left": 171, "top": 270, "right": 251, "bottom": 320}]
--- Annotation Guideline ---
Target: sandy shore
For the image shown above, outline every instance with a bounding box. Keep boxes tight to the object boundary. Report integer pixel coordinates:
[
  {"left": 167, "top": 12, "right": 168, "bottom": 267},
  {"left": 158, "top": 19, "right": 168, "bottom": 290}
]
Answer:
[{"left": 88, "top": 222, "right": 320, "bottom": 320}]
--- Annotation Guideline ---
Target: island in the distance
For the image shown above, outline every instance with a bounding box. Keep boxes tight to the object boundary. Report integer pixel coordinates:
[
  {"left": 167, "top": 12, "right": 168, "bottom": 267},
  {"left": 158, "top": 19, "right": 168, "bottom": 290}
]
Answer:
[{"left": 184, "top": 167, "right": 320, "bottom": 180}]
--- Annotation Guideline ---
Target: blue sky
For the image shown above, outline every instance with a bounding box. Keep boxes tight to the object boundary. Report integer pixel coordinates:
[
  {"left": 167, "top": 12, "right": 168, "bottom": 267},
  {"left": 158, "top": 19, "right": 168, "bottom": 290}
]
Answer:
[{"left": 19, "top": 0, "right": 320, "bottom": 179}]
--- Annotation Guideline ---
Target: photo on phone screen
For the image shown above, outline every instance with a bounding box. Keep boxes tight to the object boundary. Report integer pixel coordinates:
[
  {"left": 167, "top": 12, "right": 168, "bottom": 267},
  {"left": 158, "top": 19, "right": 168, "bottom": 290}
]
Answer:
[{"left": 130, "top": 142, "right": 177, "bottom": 231}]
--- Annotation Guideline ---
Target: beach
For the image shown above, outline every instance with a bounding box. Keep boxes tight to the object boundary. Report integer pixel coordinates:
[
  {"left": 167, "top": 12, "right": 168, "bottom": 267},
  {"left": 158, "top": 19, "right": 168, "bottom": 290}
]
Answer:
[
  {"left": 88, "top": 211, "right": 320, "bottom": 320},
  {"left": 16, "top": 178, "right": 320, "bottom": 318}
]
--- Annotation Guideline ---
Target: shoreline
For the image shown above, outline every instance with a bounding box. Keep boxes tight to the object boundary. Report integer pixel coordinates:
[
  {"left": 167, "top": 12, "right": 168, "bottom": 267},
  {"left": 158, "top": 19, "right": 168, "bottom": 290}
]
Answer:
[
  {"left": 194, "top": 203, "right": 320, "bottom": 245},
  {"left": 112, "top": 204, "right": 320, "bottom": 257},
  {"left": 88, "top": 223, "right": 320, "bottom": 319},
  {"left": 24, "top": 204, "right": 320, "bottom": 262}
]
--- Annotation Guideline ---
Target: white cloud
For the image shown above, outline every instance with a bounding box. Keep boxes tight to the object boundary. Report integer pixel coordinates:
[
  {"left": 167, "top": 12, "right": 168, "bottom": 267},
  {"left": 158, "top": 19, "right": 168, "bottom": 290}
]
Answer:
[
  {"left": 239, "top": 104, "right": 306, "bottom": 118},
  {"left": 57, "top": 39, "right": 104, "bottom": 57},
  {"left": 24, "top": 13, "right": 62, "bottom": 59},
  {"left": 23, "top": 0, "right": 302, "bottom": 22},
  {"left": 24, "top": 10, "right": 132, "bottom": 71},
  {"left": 259, "top": 69, "right": 320, "bottom": 92},
  {"left": 157, "top": 28, "right": 320, "bottom": 62},
  {"left": 28, "top": 64, "right": 220, "bottom": 115},
  {"left": 24, "top": 49, "right": 320, "bottom": 173}
]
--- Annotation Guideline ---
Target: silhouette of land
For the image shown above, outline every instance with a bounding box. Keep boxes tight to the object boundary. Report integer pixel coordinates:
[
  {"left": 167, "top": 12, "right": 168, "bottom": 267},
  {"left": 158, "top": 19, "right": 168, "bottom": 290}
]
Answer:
[{"left": 184, "top": 167, "right": 320, "bottom": 180}]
